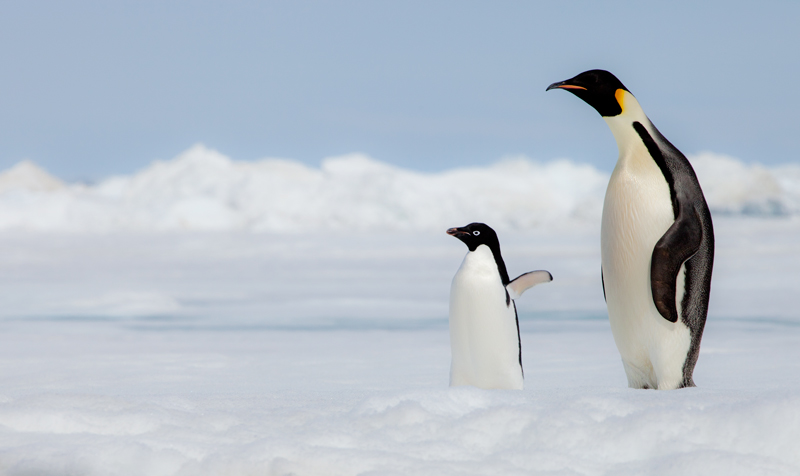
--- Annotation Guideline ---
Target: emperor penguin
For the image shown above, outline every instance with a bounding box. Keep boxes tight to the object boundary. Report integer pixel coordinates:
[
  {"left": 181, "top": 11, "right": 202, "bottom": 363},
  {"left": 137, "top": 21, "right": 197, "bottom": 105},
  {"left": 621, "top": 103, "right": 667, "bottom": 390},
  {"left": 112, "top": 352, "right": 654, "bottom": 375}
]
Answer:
[
  {"left": 447, "top": 223, "right": 552, "bottom": 390},
  {"left": 547, "top": 70, "right": 714, "bottom": 390}
]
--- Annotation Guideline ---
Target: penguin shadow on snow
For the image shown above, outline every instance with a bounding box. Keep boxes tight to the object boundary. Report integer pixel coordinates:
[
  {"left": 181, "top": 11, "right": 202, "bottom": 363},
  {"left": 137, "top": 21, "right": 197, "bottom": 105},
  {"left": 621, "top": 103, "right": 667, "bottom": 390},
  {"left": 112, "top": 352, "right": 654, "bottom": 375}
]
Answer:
[{"left": 446, "top": 222, "right": 553, "bottom": 390}]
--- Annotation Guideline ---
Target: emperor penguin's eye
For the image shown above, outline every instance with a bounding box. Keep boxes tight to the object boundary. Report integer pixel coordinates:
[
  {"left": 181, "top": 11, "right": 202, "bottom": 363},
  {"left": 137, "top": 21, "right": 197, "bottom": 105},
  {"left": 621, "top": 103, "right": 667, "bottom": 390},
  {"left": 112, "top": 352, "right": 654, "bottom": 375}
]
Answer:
[{"left": 472, "top": 231, "right": 480, "bottom": 236}]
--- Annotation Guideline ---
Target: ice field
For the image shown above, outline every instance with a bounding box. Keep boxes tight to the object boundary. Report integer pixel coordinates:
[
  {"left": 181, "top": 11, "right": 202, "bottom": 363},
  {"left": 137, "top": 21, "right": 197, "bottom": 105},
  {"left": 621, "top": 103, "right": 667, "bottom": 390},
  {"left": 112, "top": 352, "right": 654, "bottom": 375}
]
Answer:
[{"left": 0, "top": 148, "right": 799, "bottom": 475}]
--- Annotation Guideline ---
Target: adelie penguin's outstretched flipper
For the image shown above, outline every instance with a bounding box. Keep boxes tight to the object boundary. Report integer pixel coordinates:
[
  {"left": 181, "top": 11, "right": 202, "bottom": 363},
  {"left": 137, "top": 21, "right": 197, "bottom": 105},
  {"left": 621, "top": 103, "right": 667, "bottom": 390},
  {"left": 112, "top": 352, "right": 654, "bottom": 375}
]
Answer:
[{"left": 506, "top": 270, "right": 553, "bottom": 300}]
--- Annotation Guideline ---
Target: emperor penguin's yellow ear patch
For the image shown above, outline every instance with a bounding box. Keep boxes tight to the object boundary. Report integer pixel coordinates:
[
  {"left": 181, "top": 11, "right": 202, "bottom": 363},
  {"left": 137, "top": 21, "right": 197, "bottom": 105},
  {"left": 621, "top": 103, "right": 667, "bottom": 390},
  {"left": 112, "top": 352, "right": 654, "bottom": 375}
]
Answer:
[{"left": 615, "top": 89, "right": 626, "bottom": 112}]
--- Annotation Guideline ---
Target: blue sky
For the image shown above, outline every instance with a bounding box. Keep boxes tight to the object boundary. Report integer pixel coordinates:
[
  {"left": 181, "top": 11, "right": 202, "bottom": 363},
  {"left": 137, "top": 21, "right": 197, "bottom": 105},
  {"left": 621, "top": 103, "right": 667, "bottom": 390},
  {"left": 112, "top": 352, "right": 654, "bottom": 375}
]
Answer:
[{"left": 1, "top": 1, "right": 798, "bottom": 180}]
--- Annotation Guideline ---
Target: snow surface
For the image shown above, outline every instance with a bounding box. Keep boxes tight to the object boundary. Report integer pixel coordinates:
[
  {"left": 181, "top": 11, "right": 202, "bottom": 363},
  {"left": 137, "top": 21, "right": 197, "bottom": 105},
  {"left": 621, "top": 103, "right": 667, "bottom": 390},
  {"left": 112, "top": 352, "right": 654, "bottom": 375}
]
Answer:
[
  {"left": 2, "top": 145, "right": 800, "bottom": 232},
  {"left": 0, "top": 217, "right": 799, "bottom": 475},
  {"left": 0, "top": 148, "right": 798, "bottom": 475}
]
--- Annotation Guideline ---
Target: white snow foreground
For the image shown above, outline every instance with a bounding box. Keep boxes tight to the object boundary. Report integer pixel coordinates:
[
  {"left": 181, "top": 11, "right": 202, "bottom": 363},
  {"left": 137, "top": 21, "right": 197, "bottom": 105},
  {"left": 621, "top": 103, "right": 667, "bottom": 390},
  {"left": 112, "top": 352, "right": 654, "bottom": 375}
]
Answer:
[
  {"left": 1, "top": 145, "right": 799, "bottom": 232},
  {"left": 0, "top": 319, "right": 797, "bottom": 476}
]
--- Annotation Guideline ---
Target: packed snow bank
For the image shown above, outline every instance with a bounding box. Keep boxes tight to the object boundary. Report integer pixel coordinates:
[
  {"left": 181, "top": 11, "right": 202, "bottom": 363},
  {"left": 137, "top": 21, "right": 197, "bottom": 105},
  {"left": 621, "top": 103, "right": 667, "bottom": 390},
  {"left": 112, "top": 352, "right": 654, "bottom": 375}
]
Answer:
[{"left": 0, "top": 145, "right": 798, "bottom": 232}]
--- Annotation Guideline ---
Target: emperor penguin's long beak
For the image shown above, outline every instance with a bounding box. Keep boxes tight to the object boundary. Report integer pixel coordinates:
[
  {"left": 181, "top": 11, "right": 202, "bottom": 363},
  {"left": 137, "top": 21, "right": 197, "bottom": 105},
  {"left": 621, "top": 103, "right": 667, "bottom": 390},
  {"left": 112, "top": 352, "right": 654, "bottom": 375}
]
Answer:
[{"left": 546, "top": 80, "right": 586, "bottom": 91}]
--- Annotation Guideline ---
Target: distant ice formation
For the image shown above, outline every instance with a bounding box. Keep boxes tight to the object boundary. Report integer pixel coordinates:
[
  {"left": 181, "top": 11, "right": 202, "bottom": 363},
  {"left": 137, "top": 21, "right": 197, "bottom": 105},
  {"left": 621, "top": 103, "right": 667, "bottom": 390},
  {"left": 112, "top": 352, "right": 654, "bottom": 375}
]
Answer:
[
  {"left": 0, "top": 145, "right": 796, "bottom": 232},
  {"left": 690, "top": 152, "right": 800, "bottom": 216}
]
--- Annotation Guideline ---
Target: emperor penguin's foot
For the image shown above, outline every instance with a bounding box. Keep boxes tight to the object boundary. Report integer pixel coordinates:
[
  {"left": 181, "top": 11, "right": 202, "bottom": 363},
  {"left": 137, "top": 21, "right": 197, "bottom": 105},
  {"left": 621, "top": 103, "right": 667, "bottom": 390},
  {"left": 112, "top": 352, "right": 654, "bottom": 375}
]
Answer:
[
  {"left": 622, "top": 360, "right": 657, "bottom": 390},
  {"left": 646, "top": 373, "right": 696, "bottom": 390},
  {"left": 653, "top": 363, "right": 695, "bottom": 390}
]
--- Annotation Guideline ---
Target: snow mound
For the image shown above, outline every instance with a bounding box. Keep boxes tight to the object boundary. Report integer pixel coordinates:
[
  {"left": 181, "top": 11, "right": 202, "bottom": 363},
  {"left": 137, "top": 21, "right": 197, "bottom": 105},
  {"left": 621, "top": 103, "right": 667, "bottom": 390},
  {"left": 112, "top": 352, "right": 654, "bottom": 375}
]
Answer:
[
  {"left": 0, "top": 146, "right": 797, "bottom": 233},
  {"left": 0, "top": 160, "right": 64, "bottom": 194},
  {"left": 0, "top": 145, "right": 608, "bottom": 232}
]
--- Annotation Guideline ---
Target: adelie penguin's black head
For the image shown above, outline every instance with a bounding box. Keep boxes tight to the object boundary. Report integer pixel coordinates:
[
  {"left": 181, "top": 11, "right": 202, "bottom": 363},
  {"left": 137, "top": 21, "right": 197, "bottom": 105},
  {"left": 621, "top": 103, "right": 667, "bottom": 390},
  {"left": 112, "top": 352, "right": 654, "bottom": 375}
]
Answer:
[
  {"left": 447, "top": 222, "right": 500, "bottom": 252},
  {"left": 547, "top": 69, "right": 629, "bottom": 117},
  {"left": 448, "top": 222, "right": 510, "bottom": 285}
]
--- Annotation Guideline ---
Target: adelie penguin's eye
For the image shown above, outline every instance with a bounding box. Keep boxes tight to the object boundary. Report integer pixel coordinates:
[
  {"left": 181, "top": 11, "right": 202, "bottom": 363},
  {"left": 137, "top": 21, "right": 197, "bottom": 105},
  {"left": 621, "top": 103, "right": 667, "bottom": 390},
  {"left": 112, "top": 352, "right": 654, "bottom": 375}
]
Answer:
[{"left": 472, "top": 231, "right": 480, "bottom": 236}]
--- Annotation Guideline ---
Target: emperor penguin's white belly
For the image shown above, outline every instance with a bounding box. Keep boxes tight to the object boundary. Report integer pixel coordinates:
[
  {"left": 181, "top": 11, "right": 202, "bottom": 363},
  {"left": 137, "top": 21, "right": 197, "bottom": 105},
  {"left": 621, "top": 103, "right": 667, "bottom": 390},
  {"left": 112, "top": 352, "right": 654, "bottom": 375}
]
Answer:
[
  {"left": 449, "top": 245, "right": 523, "bottom": 390},
  {"left": 601, "top": 145, "right": 692, "bottom": 390}
]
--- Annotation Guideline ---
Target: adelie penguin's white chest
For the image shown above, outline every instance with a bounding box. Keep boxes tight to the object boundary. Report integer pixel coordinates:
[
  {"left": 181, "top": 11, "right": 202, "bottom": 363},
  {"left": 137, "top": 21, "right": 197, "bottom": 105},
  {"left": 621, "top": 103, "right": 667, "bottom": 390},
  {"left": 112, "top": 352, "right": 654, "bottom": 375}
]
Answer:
[{"left": 448, "top": 245, "right": 522, "bottom": 390}]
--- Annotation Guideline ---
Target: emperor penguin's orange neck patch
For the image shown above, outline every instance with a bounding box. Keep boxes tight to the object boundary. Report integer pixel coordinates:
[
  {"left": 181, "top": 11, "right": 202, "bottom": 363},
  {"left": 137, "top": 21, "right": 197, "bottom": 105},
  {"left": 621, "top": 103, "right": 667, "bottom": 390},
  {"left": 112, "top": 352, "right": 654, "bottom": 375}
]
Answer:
[{"left": 615, "top": 89, "right": 626, "bottom": 113}]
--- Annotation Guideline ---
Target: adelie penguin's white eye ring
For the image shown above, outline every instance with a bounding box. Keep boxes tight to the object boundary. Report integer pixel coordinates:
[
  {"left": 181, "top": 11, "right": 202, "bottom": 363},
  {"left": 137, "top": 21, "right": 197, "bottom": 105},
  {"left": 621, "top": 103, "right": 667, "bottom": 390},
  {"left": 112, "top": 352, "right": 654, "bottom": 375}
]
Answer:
[{"left": 473, "top": 231, "right": 480, "bottom": 236}]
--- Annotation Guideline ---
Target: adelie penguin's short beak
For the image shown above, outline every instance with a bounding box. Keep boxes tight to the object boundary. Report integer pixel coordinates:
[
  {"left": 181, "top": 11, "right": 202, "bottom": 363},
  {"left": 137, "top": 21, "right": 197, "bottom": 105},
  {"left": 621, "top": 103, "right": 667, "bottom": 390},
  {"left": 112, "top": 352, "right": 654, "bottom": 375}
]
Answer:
[
  {"left": 546, "top": 80, "right": 587, "bottom": 91},
  {"left": 447, "top": 227, "right": 469, "bottom": 237}
]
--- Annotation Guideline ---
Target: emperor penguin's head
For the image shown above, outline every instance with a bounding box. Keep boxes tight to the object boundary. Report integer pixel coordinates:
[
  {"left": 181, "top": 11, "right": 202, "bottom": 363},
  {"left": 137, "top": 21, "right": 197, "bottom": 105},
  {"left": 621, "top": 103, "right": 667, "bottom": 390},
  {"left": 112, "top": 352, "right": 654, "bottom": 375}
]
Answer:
[
  {"left": 546, "top": 69, "right": 630, "bottom": 117},
  {"left": 446, "top": 222, "right": 500, "bottom": 252}
]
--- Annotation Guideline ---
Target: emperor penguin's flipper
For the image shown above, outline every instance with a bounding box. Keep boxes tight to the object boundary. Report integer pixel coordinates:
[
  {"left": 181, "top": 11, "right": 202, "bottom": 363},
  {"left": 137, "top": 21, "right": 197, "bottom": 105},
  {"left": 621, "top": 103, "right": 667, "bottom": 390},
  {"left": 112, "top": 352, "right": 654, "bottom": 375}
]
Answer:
[
  {"left": 651, "top": 206, "right": 703, "bottom": 323},
  {"left": 506, "top": 270, "right": 553, "bottom": 300}
]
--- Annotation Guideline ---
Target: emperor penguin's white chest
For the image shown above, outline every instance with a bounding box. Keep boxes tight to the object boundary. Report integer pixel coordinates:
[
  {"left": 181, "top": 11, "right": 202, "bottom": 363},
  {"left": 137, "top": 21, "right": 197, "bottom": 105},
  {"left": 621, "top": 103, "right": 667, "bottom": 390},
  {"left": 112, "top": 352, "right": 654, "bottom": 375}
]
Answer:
[
  {"left": 602, "top": 139, "right": 676, "bottom": 280},
  {"left": 448, "top": 245, "right": 522, "bottom": 390},
  {"left": 602, "top": 146, "right": 675, "bottom": 317},
  {"left": 601, "top": 115, "right": 692, "bottom": 389}
]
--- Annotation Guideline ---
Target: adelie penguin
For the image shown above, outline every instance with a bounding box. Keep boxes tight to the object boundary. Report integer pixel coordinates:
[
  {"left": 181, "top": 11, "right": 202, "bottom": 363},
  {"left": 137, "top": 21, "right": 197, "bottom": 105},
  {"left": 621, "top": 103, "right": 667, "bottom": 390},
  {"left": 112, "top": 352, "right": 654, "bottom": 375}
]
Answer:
[
  {"left": 447, "top": 223, "right": 552, "bottom": 390},
  {"left": 548, "top": 70, "right": 714, "bottom": 390}
]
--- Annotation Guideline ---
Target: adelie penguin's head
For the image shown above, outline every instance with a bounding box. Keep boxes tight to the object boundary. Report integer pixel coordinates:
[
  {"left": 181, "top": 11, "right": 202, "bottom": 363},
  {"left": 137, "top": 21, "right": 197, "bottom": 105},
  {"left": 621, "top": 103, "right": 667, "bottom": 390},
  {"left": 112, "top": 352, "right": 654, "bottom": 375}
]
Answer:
[
  {"left": 446, "top": 222, "right": 500, "bottom": 252},
  {"left": 546, "top": 69, "right": 630, "bottom": 117}
]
